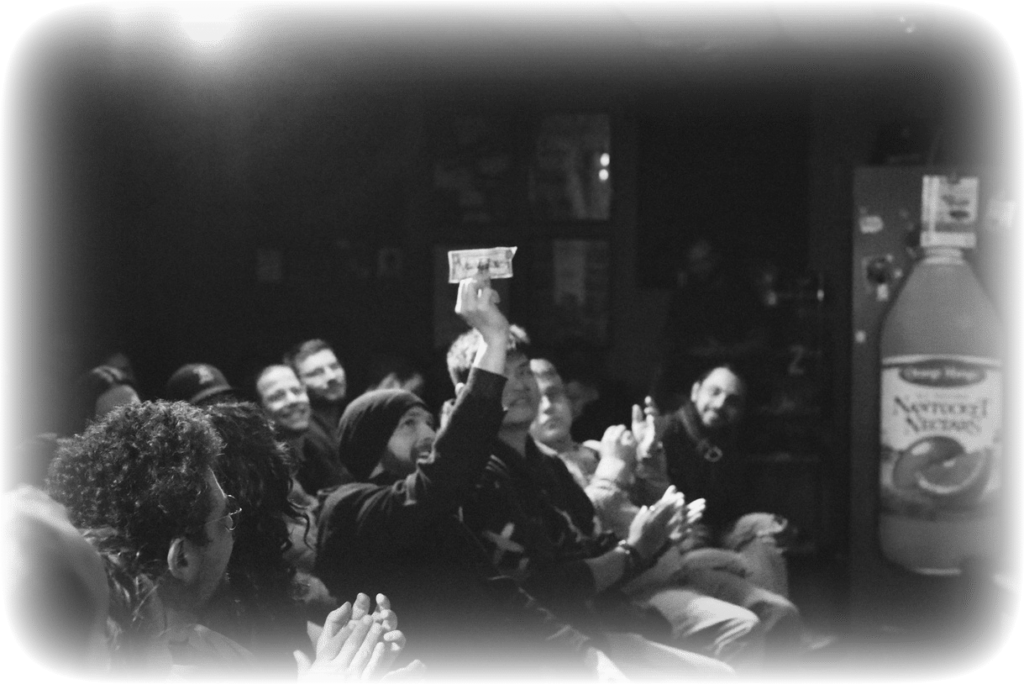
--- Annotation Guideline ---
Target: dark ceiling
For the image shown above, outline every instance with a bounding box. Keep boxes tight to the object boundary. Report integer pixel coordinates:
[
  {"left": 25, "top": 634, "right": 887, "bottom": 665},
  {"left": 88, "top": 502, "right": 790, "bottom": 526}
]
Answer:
[{"left": 39, "top": 2, "right": 991, "bottom": 87}]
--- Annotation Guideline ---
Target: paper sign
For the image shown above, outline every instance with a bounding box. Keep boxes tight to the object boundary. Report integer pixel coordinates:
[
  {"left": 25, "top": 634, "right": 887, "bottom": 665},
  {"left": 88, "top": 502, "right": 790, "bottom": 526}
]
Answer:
[{"left": 921, "top": 175, "right": 979, "bottom": 249}]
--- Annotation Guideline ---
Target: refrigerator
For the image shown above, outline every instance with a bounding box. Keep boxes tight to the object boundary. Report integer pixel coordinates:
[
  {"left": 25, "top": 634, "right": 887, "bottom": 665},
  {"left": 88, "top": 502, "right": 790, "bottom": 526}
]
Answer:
[{"left": 847, "top": 165, "right": 1015, "bottom": 634}]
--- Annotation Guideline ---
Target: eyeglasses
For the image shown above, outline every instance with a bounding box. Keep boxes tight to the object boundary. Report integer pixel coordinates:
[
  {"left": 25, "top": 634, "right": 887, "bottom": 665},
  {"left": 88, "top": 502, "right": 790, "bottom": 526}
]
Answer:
[{"left": 209, "top": 495, "right": 242, "bottom": 532}]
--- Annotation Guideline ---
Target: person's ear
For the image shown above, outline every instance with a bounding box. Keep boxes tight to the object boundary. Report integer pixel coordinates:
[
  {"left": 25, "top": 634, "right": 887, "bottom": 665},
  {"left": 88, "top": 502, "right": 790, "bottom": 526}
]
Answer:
[
  {"left": 690, "top": 381, "right": 700, "bottom": 403},
  {"left": 455, "top": 382, "right": 467, "bottom": 397},
  {"left": 166, "top": 537, "right": 197, "bottom": 584}
]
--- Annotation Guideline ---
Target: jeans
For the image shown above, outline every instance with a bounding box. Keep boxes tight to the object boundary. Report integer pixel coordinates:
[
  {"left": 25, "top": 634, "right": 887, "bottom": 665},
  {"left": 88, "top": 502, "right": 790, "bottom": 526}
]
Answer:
[{"left": 622, "top": 511, "right": 804, "bottom": 668}]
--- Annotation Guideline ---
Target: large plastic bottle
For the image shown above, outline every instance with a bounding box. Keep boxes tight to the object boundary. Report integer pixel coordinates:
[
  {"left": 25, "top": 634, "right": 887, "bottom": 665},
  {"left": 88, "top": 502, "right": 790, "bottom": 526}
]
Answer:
[{"left": 879, "top": 245, "right": 1002, "bottom": 575}]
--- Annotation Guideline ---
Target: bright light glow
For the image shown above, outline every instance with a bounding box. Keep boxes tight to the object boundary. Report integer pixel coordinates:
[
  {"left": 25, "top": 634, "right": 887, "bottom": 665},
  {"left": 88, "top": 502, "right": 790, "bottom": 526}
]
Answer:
[
  {"left": 598, "top": 169, "right": 609, "bottom": 182},
  {"left": 179, "top": 2, "right": 238, "bottom": 47},
  {"left": 600, "top": 152, "right": 610, "bottom": 167}
]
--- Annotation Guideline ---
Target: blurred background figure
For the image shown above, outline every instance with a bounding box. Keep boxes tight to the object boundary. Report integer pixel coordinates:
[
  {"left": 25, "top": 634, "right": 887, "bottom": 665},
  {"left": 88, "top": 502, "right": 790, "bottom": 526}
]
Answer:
[
  {"left": 3, "top": 486, "right": 112, "bottom": 676},
  {"left": 545, "top": 336, "right": 634, "bottom": 445},
  {"left": 69, "top": 365, "right": 140, "bottom": 436},
  {"left": 8, "top": 364, "right": 142, "bottom": 490},
  {"left": 655, "top": 236, "right": 769, "bottom": 413},
  {"left": 365, "top": 353, "right": 427, "bottom": 399}
]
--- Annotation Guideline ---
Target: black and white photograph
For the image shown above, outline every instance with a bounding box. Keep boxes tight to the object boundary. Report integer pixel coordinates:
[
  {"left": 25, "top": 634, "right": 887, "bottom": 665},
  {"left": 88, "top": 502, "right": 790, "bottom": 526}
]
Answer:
[{"left": 2, "top": 1, "right": 1021, "bottom": 680}]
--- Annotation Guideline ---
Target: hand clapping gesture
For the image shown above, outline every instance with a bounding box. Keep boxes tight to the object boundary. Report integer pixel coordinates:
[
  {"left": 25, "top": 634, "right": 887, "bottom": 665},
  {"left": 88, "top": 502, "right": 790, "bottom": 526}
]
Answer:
[{"left": 297, "top": 593, "right": 424, "bottom": 681}]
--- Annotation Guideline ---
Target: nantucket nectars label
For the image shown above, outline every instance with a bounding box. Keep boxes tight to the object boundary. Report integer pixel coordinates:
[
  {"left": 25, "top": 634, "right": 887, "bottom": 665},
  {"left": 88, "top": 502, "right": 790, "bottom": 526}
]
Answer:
[{"left": 880, "top": 355, "right": 1001, "bottom": 518}]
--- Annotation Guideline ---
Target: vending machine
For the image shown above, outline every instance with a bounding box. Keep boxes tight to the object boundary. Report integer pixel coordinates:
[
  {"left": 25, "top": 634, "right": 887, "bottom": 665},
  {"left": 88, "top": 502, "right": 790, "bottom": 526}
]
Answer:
[{"left": 848, "top": 166, "right": 1013, "bottom": 636}]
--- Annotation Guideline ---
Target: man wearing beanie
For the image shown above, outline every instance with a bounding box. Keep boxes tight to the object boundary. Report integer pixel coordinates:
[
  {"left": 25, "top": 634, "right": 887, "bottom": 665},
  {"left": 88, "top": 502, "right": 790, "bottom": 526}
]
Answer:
[{"left": 314, "top": 277, "right": 627, "bottom": 680}]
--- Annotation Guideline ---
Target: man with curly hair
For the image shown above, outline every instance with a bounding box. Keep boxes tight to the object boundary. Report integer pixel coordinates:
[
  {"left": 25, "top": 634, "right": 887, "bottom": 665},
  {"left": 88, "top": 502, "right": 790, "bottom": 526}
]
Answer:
[{"left": 46, "top": 401, "right": 242, "bottom": 674}]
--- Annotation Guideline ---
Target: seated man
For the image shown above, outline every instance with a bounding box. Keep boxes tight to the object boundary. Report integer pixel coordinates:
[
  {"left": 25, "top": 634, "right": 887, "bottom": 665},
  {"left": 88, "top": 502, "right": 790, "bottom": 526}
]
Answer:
[
  {"left": 447, "top": 325, "right": 748, "bottom": 673},
  {"left": 633, "top": 364, "right": 805, "bottom": 658},
  {"left": 4, "top": 486, "right": 111, "bottom": 676},
  {"left": 284, "top": 338, "right": 349, "bottom": 461},
  {"left": 531, "top": 357, "right": 803, "bottom": 666},
  {"left": 315, "top": 276, "right": 631, "bottom": 680},
  {"left": 45, "top": 400, "right": 409, "bottom": 678}
]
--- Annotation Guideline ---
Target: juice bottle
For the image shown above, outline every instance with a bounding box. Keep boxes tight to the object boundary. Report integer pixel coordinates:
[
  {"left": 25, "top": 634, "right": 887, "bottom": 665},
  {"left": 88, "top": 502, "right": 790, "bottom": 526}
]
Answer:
[{"left": 878, "top": 183, "right": 1003, "bottom": 575}]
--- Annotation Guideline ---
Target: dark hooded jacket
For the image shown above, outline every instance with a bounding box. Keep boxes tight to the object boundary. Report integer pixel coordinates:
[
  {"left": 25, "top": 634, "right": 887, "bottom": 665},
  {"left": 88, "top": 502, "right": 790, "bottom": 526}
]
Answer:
[{"left": 314, "top": 368, "right": 594, "bottom": 678}]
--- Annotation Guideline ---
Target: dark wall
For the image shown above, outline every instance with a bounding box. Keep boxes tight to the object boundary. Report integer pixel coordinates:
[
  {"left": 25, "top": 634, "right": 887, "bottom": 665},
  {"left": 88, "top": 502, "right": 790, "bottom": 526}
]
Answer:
[
  {"left": 636, "top": 82, "right": 811, "bottom": 288},
  {"left": 12, "top": 6, "right": 1017, "bottom": 452}
]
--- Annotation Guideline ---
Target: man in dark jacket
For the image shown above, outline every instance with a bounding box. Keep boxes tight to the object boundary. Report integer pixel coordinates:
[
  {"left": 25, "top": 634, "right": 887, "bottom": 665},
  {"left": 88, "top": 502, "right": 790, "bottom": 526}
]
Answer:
[
  {"left": 636, "top": 364, "right": 804, "bottom": 657},
  {"left": 446, "top": 326, "right": 745, "bottom": 674},
  {"left": 314, "top": 277, "right": 625, "bottom": 680}
]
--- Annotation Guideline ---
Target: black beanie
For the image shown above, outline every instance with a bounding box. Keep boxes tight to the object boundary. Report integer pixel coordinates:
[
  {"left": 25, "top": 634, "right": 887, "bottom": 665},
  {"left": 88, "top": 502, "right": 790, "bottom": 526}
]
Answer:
[{"left": 336, "top": 389, "right": 428, "bottom": 481}]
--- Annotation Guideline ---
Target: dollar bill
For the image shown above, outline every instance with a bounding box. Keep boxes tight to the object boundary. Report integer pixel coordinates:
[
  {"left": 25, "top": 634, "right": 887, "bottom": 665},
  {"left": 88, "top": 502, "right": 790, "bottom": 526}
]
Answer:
[{"left": 448, "top": 247, "right": 518, "bottom": 283}]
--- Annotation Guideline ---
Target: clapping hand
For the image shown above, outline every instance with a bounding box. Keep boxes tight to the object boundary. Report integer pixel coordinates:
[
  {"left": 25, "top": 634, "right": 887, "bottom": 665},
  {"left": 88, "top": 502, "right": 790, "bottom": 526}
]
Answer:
[
  {"left": 631, "top": 396, "right": 669, "bottom": 460},
  {"left": 297, "top": 593, "right": 423, "bottom": 681},
  {"left": 626, "top": 485, "right": 685, "bottom": 563},
  {"left": 668, "top": 497, "right": 705, "bottom": 544},
  {"left": 599, "top": 424, "right": 638, "bottom": 467}
]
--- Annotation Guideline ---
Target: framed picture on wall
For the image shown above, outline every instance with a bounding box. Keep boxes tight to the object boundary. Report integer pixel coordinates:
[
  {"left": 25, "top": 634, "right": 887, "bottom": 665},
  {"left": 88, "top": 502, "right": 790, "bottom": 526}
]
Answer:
[
  {"left": 431, "top": 114, "right": 516, "bottom": 226},
  {"left": 527, "top": 238, "right": 610, "bottom": 345},
  {"left": 529, "top": 113, "right": 612, "bottom": 223}
]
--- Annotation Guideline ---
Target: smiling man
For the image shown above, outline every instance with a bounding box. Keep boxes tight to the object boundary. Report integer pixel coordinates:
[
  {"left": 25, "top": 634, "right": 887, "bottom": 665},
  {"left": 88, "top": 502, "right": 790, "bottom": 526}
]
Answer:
[
  {"left": 256, "top": 363, "right": 350, "bottom": 497},
  {"left": 285, "top": 339, "right": 349, "bottom": 441}
]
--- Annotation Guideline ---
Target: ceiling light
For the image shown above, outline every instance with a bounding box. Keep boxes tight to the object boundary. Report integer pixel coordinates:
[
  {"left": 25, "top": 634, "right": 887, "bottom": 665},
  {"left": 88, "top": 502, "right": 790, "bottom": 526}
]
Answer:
[{"left": 171, "top": 2, "right": 246, "bottom": 46}]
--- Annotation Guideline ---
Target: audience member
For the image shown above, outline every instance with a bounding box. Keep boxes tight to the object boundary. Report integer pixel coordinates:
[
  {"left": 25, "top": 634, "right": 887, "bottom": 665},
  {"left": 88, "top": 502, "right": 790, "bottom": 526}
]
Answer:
[
  {"left": 8, "top": 365, "right": 141, "bottom": 490},
  {"left": 633, "top": 364, "right": 805, "bottom": 659},
  {"left": 165, "top": 362, "right": 240, "bottom": 406},
  {"left": 545, "top": 337, "right": 634, "bottom": 444},
  {"left": 530, "top": 357, "right": 600, "bottom": 489},
  {"left": 256, "top": 363, "right": 351, "bottom": 499},
  {"left": 45, "top": 400, "right": 409, "bottom": 678},
  {"left": 532, "top": 356, "right": 803, "bottom": 666},
  {"left": 285, "top": 339, "right": 349, "bottom": 448},
  {"left": 3, "top": 486, "right": 112, "bottom": 675},
  {"left": 68, "top": 365, "right": 140, "bottom": 436},
  {"left": 365, "top": 353, "right": 428, "bottom": 398},
  {"left": 447, "top": 323, "right": 741, "bottom": 674},
  {"left": 202, "top": 401, "right": 325, "bottom": 672},
  {"left": 46, "top": 401, "right": 243, "bottom": 674},
  {"left": 316, "top": 276, "right": 630, "bottom": 680}
]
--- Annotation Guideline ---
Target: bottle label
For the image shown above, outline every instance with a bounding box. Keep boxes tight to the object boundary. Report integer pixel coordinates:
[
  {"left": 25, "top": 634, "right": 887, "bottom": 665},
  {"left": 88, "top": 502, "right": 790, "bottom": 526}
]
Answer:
[{"left": 880, "top": 355, "right": 1001, "bottom": 520}]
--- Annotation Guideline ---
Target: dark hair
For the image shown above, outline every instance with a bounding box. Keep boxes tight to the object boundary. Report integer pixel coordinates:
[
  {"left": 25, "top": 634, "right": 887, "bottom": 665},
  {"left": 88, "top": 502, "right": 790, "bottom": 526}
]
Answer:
[
  {"left": 46, "top": 401, "right": 221, "bottom": 581},
  {"left": 446, "top": 323, "right": 531, "bottom": 387},
  {"left": 203, "top": 402, "right": 307, "bottom": 655},
  {"left": 283, "top": 339, "right": 335, "bottom": 375},
  {"left": 67, "top": 365, "right": 136, "bottom": 435},
  {"left": 694, "top": 363, "right": 747, "bottom": 395},
  {"left": 82, "top": 527, "right": 163, "bottom": 672}
]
